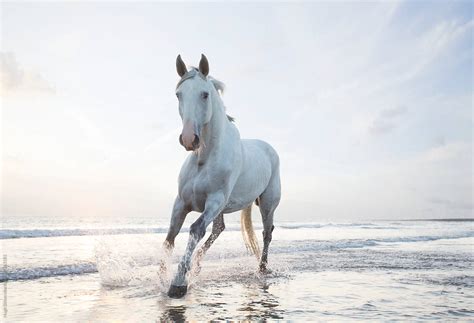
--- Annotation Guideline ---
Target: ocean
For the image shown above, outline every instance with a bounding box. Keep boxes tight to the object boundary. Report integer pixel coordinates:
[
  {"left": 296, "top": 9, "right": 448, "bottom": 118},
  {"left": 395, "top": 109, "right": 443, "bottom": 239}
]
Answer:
[{"left": 1, "top": 215, "right": 473, "bottom": 321}]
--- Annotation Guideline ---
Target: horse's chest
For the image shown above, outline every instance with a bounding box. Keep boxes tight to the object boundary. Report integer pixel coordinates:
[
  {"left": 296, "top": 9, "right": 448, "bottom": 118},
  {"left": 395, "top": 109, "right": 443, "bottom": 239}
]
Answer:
[
  {"left": 180, "top": 165, "right": 231, "bottom": 212},
  {"left": 188, "top": 177, "right": 208, "bottom": 211}
]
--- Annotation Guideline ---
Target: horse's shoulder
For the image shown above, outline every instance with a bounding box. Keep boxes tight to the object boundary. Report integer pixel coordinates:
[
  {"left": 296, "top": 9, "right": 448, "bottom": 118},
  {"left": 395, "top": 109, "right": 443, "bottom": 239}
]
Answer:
[{"left": 178, "top": 154, "right": 197, "bottom": 179}]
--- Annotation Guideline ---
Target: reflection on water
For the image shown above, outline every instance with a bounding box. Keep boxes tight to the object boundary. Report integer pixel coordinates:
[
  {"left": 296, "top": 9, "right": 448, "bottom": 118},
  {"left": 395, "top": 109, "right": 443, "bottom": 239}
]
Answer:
[
  {"left": 160, "top": 305, "right": 187, "bottom": 322},
  {"left": 238, "top": 282, "right": 284, "bottom": 320}
]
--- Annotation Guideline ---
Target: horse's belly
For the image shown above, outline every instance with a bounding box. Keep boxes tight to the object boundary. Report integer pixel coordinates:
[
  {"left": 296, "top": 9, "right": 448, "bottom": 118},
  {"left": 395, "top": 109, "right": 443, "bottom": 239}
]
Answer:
[{"left": 224, "top": 159, "right": 272, "bottom": 213}]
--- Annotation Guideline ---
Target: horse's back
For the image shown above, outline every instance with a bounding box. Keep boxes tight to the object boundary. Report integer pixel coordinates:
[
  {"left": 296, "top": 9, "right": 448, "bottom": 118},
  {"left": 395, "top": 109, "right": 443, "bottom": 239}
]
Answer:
[{"left": 241, "top": 139, "right": 280, "bottom": 171}]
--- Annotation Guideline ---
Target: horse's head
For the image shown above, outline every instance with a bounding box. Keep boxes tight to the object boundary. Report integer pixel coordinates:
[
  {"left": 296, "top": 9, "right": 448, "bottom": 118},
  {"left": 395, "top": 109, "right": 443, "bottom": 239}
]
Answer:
[{"left": 175, "top": 54, "right": 214, "bottom": 151}]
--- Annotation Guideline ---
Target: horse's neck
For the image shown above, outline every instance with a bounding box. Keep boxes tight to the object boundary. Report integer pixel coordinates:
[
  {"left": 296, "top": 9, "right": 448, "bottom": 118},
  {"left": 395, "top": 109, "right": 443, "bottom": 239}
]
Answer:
[{"left": 197, "top": 97, "right": 232, "bottom": 162}]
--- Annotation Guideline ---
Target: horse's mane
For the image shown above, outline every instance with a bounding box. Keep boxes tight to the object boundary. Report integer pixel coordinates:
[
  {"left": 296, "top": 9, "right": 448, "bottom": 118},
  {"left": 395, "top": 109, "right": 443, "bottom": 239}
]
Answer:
[
  {"left": 209, "top": 76, "right": 225, "bottom": 95},
  {"left": 178, "top": 67, "right": 234, "bottom": 122},
  {"left": 208, "top": 75, "right": 235, "bottom": 122}
]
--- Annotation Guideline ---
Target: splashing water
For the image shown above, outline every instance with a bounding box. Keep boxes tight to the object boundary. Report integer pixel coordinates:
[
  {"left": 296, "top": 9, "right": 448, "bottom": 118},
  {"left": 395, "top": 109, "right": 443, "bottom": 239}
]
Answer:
[
  {"left": 94, "top": 236, "right": 168, "bottom": 289},
  {"left": 2, "top": 220, "right": 473, "bottom": 320}
]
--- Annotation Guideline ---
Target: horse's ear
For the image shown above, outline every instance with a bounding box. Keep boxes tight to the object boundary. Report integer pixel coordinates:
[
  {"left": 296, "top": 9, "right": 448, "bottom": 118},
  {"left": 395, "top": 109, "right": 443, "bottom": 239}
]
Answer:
[
  {"left": 199, "top": 54, "right": 209, "bottom": 76},
  {"left": 176, "top": 55, "right": 187, "bottom": 77}
]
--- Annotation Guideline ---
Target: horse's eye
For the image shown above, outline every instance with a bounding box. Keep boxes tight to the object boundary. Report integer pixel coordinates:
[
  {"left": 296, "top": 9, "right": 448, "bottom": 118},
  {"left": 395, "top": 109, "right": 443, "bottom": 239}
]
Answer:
[
  {"left": 176, "top": 92, "right": 180, "bottom": 99},
  {"left": 202, "top": 92, "right": 209, "bottom": 100}
]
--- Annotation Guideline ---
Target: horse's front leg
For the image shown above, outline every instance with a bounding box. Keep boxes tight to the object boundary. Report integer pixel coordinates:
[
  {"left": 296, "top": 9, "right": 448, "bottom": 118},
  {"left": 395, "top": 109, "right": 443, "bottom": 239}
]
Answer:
[
  {"left": 193, "top": 213, "right": 225, "bottom": 273},
  {"left": 159, "top": 197, "right": 189, "bottom": 274},
  {"left": 168, "top": 193, "right": 225, "bottom": 298}
]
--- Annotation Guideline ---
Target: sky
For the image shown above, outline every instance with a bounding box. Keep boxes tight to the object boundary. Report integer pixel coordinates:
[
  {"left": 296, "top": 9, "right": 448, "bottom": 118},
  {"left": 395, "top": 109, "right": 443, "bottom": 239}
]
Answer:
[{"left": 1, "top": 1, "right": 472, "bottom": 222}]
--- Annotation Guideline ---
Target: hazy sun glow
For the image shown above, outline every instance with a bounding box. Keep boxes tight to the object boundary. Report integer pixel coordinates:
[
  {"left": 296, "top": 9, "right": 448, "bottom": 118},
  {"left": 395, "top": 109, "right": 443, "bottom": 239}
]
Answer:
[{"left": 1, "top": 1, "right": 472, "bottom": 221}]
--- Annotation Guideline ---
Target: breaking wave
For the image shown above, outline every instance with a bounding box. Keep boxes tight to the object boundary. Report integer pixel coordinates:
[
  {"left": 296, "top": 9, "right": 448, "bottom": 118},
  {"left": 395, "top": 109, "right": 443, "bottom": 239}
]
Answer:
[
  {"left": 0, "top": 262, "right": 97, "bottom": 282},
  {"left": 2, "top": 231, "right": 471, "bottom": 282},
  {"left": 0, "top": 222, "right": 411, "bottom": 239},
  {"left": 0, "top": 227, "right": 170, "bottom": 239}
]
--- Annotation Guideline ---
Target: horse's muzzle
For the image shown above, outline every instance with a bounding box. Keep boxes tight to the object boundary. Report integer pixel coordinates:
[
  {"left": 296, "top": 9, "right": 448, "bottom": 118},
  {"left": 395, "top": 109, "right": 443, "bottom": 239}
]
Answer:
[
  {"left": 180, "top": 120, "right": 201, "bottom": 151},
  {"left": 179, "top": 133, "right": 200, "bottom": 151}
]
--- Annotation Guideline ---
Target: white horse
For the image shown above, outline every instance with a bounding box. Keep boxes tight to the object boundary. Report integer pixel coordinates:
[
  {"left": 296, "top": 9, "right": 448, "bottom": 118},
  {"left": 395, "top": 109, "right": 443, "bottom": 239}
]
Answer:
[{"left": 163, "top": 54, "right": 281, "bottom": 298}]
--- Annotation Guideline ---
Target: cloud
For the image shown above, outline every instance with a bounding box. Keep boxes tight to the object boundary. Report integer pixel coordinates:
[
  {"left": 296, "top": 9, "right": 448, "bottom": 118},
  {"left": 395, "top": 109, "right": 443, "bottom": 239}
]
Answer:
[
  {"left": 418, "top": 141, "right": 470, "bottom": 163},
  {"left": 0, "top": 52, "right": 55, "bottom": 96},
  {"left": 369, "top": 105, "right": 407, "bottom": 135}
]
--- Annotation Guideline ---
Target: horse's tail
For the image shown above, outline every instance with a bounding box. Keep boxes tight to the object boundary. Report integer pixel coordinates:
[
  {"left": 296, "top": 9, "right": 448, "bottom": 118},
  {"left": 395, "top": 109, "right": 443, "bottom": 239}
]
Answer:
[{"left": 240, "top": 204, "right": 261, "bottom": 260}]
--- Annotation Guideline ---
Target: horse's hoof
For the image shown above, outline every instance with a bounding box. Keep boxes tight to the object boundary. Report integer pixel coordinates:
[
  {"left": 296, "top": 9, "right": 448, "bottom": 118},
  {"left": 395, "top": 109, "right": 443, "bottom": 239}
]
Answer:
[{"left": 168, "top": 284, "right": 188, "bottom": 298}]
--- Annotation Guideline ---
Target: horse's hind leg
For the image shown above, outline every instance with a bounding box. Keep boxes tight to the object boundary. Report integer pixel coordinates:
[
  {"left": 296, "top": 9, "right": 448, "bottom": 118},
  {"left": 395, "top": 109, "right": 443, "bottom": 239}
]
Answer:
[
  {"left": 257, "top": 174, "right": 281, "bottom": 273},
  {"left": 258, "top": 206, "right": 276, "bottom": 273}
]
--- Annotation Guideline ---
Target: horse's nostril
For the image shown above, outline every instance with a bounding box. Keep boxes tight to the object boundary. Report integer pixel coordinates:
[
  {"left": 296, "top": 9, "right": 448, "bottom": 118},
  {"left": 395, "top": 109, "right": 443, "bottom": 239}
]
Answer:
[
  {"left": 179, "top": 134, "right": 184, "bottom": 146},
  {"left": 192, "top": 135, "right": 200, "bottom": 149}
]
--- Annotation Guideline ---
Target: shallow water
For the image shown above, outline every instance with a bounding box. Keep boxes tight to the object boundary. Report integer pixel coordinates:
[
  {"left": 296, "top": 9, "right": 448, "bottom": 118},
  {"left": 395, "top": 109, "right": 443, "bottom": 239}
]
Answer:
[{"left": 1, "top": 218, "right": 473, "bottom": 321}]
